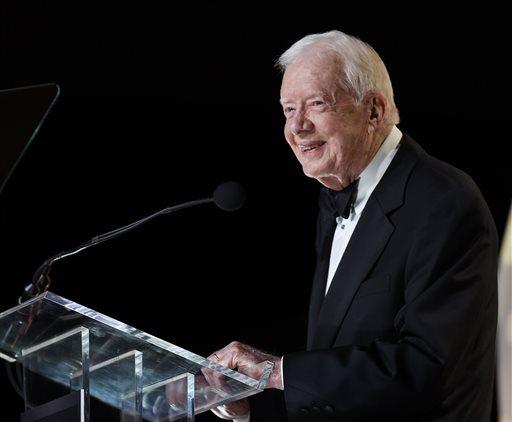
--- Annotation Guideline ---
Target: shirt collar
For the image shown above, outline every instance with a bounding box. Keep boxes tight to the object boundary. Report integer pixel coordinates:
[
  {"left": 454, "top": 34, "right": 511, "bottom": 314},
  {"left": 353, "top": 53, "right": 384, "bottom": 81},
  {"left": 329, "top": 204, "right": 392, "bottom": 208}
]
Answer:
[{"left": 353, "top": 125, "right": 402, "bottom": 211}]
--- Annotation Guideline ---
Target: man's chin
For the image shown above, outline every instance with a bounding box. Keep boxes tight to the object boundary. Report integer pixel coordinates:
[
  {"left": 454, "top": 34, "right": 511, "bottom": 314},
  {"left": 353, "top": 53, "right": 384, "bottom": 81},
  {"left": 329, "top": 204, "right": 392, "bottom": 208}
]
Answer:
[{"left": 302, "top": 166, "right": 324, "bottom": 179}]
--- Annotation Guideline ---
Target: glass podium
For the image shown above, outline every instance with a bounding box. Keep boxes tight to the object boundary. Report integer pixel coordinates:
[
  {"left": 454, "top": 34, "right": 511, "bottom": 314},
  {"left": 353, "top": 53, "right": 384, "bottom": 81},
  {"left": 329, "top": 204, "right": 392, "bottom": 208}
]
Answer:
[{"left": 0, "top": 292, "right": 272, "bottom": 421}]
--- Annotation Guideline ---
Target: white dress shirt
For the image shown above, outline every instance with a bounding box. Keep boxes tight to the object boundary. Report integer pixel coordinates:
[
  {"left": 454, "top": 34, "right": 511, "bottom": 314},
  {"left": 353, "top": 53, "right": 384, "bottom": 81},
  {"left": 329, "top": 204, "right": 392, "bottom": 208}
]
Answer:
[{"left": 326, "top": 126, "right": 402, "bottom": 293}]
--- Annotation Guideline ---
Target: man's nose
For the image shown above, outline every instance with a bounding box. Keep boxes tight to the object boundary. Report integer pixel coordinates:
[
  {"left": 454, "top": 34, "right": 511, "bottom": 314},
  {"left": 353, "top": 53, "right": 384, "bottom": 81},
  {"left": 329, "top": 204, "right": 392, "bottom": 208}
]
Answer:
[{"left": 290, "top": 111, "right": 313, "bottom": 136}]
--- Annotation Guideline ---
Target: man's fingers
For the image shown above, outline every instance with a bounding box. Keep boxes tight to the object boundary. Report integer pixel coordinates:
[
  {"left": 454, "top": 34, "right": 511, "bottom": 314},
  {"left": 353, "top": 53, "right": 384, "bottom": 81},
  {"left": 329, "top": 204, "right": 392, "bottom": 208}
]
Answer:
[{"left": 211, "top": 406, "right": 233, "bottom": 420}]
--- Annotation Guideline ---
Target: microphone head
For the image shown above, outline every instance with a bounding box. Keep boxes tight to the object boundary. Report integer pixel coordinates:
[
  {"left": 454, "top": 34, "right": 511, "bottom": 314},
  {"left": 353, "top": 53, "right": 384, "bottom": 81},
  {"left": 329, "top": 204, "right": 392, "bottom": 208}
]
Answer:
[{"left": 213, "top": 181, "right": 247, "bottom": 211}]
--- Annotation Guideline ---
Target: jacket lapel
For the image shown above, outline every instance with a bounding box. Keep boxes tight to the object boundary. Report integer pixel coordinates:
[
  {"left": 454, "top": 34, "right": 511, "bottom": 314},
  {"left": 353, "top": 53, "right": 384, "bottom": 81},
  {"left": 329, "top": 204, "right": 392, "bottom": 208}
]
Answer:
[
  {"left": 311, "top": 198, "right": 394, "bottom": 348},
  {"left": 307, "top": 207, "right": 337, "bottom": 349},
  {"left": 309, "top": 135, "right": 419, "bottom": 349}
]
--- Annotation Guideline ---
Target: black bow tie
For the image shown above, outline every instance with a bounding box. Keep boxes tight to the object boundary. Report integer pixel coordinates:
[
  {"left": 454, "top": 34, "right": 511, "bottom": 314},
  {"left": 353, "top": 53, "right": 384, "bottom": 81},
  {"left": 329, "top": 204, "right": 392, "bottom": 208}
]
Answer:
[{"left": 321, "top": 179, "right": 359, "bottom": 220}]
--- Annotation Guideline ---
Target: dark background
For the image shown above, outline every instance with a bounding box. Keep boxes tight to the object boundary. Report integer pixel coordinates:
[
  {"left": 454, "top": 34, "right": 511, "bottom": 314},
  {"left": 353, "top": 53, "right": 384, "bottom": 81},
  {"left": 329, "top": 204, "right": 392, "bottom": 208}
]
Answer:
[{"left": 1, "top": 3, "right": 510, "bottom": 421}]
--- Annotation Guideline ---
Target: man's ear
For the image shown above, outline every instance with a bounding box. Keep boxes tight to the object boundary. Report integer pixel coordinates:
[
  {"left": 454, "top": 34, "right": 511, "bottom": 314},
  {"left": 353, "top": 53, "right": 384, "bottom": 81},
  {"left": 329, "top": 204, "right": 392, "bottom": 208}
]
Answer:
[
  {"left": 366, "top": 93, "right": 386, "bottom": 134},
  {"left": 369, "top": 93, "right": 385, "bottom": 123}
]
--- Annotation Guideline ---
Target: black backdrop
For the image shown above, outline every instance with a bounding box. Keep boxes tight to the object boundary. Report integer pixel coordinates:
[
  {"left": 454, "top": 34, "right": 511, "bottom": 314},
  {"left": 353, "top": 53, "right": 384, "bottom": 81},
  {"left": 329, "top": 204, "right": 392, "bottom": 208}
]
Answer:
[{"left": 1, "top": 4, "right": 510, "bottom": 421}]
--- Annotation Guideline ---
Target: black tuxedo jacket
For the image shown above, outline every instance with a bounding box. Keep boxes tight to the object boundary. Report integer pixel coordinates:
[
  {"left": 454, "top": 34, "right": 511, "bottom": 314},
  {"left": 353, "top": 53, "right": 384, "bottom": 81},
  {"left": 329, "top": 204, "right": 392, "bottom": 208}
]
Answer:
[{"left": 251, "top": 134, "right": 498, "bottom": 421}]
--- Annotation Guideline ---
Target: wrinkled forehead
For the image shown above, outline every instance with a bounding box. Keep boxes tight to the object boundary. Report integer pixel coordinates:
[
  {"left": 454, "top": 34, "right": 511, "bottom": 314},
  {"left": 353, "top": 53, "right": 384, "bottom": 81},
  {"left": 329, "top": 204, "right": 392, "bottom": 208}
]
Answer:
[{"left": 280, "top": 52, "right": 344, "bottom": 102}]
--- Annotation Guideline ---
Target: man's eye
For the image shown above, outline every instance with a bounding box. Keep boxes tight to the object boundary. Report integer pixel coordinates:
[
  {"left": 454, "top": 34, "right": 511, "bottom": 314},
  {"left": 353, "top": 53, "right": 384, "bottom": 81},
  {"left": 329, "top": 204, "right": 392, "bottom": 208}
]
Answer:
[
  {"left": 312, "top": 101, "right": 325, "bottom": 107},
  {"left": 284, "top": 107, "right": 295, "bottom": 113}
]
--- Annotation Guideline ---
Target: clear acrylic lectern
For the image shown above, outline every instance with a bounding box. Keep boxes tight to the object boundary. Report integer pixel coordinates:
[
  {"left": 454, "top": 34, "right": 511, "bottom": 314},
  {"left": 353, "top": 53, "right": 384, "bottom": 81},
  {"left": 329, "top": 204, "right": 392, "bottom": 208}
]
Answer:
[{"left": 0, "top": 292, "right": 272, "bottom": 421}]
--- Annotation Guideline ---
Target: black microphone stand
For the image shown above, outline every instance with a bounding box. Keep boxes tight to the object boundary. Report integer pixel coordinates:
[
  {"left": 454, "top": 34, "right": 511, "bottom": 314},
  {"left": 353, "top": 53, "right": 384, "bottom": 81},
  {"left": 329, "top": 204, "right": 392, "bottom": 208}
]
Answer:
[{"left": 19, "top": 197, "right": 214, "bottom": 303}]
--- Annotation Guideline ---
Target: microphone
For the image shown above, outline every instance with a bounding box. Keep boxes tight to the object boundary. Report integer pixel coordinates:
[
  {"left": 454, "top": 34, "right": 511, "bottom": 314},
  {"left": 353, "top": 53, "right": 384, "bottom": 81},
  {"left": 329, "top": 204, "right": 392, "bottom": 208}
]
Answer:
[
  {"left": 213, "top": 180, "right": 247, "bottom": 211},
  {"left": 19, "top": 181, "right": 246, "bottom": 303}
]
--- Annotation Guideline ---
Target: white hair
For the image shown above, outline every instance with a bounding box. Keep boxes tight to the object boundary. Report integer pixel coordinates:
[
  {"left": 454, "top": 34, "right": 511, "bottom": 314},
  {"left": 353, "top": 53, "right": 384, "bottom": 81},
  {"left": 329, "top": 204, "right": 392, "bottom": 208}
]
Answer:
[{"left": 277, "top": 30, "right": 400, "bottom": 125}]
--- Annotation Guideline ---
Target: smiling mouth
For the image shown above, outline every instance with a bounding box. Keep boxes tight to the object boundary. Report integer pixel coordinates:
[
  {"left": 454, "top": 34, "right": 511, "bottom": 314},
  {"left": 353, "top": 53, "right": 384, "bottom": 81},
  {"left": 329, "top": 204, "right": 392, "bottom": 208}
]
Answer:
[{"left": 299, "top": 142, "right": 326, "bottom": 152}]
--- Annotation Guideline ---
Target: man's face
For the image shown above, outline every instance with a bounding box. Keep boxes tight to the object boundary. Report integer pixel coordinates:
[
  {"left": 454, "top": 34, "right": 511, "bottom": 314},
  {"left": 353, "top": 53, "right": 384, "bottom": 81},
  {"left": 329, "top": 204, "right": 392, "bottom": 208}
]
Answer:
[{"left": 280, "top": 53, "right": 372, "bottom": 188}]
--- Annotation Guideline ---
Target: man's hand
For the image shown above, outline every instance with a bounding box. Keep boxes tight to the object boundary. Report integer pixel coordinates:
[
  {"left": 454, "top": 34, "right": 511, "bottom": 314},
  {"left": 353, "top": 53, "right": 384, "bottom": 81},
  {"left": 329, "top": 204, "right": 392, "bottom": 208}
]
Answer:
[
  {"left": 210, "top": 401, "right": 250, "bottom": 421},
  {"left": 205, "top": 341, "right": 283, "bottom": 420}
]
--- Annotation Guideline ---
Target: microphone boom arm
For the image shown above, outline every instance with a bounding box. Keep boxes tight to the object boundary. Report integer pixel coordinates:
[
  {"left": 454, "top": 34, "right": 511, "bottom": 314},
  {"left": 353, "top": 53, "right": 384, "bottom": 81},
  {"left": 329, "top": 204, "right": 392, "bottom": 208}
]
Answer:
[{"left": 20, "top": 197, "right": 214, "bottom": 303}]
